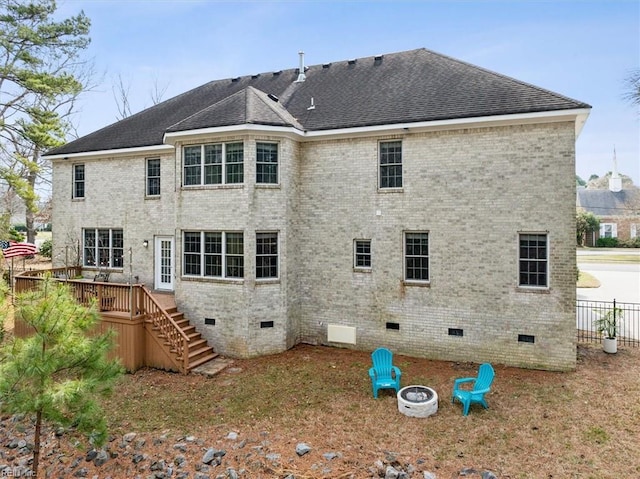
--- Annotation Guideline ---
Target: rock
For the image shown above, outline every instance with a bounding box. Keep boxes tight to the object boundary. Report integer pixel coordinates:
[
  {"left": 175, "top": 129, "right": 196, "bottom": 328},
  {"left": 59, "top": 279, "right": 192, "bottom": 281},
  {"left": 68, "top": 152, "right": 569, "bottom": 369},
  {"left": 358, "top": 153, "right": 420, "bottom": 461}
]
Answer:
[
  {"left": 266, "top": 453, "right": 281, "bottom": 462},
  {"left": 132, "top": 453, "right": 145, "bottom": 464},
  {"left": 135, "top": 438, "right": 147, "bottom": 449},
  {"left": 481, "top": 472, "right": 498, "bottom": 479},
  {"left": 73, "top": 467, "right": 89, "bottom": 477},
  {"left": 123, "top": 433, "right": 137, "bottom": 443},
  {"left": 85, "top": 450, "right": 98, "bottom": 462},
  {"left": 424, "top": 472, "right": 437, "bottom": 479},
  {"left": 174, "top": 454, "right": 186, "bottom": 466},
  {"left": 150, "top": 459, "right": 165, "bottom": 471},
  {"left": 295, "top": 443, "right": 311, "bottom": 456},
  {"left": 202, "top": 448, "right": 216, "bottom": 465},
  {"left": 323, "top": 452, "right": 339, "bottom": 460},
  {"left": 226, "top": 431, "right": 238, "bottom": 441},
  {"left": 94, "top": 450, "right": 110, "bottom": 467},
  {"left": 227, "top": 468, "right": 239, "bottom": 479},
  {"left": 385, "top": 465, "right": 400, "bottom": 479},
  {"left": 173, "top": 443, "right": 187, "bottom": 453}
]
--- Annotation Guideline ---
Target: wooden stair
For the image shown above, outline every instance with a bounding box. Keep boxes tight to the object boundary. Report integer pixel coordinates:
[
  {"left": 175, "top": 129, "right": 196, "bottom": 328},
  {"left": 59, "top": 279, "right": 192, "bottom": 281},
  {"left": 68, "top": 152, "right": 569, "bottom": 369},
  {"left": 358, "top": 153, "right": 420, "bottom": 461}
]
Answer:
[{"left": 165, "top": 307, "right": 219, "bottom": 370}]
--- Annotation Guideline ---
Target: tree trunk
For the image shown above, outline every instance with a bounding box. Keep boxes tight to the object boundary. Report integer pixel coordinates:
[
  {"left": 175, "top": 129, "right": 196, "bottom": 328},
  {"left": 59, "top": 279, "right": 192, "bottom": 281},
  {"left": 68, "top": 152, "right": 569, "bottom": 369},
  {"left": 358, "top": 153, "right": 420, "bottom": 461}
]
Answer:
[
  {"left": 26, "top": 168, "right": 37, "bottom": 244},
  {"left": 33, "top": 409, "right": 42, "bottom": 477}
]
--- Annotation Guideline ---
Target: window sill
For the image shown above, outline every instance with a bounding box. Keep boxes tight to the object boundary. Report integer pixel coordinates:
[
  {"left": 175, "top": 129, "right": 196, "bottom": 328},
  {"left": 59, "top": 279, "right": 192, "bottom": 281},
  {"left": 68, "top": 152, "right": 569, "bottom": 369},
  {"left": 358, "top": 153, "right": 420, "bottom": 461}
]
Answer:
[
  {"left": 72, "top": 197, "right": 85, "bottom": 201},
  {"left": 181, "top": 276, "right": 244, "bottom": 284},
  {"left": 145, "top": 195, "right": 161, "bottom": 200},
  {"left": 353, "top": 268, "right": 372, "bottom": 273},
  {"left": 182, "top": 184, "right": 244, "bottom": 190},
  {"left": 255, "top": 184, "right": 281, "bottom": 189},
  {"left": 402, "top": 280, "right": 430, "bottom": 288},
  {"left": 256, "top": 278, "right": 280, "bottom": 285},
  {"left": 516, "top": 286, "right": 550, "bottom": 294},
  {"left": 377, "top": 187, "right": 404, "bottom": 194}
]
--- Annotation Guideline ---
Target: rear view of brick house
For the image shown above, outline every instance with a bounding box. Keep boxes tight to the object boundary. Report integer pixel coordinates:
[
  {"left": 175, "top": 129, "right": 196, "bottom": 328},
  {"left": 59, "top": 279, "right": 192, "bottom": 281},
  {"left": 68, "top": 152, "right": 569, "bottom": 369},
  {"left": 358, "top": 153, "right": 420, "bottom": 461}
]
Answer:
[{"left": 46, "top": 48, "right": 591, "bottom": 371}]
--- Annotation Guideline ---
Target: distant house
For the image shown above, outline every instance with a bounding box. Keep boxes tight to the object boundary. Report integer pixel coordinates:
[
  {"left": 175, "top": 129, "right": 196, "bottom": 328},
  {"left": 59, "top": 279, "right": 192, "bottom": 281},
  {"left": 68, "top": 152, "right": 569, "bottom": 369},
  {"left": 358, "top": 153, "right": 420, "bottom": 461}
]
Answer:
[
  {"left": 44, "top": 48, "right": 590, "bottom": 371},
  {"left": 577, "top": 167, "right": 640, "bottom": 246}
]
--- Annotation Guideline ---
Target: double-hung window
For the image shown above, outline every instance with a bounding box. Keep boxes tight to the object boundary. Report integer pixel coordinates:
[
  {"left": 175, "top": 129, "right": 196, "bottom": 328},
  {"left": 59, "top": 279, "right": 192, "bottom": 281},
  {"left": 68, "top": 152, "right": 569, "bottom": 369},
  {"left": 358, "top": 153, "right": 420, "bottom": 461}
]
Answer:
[
  {"left": 354, "top": 239, "right": 372, "bottom": 269},
  {"left": 73, "top": 164, "right": 85, "bottom": 198},
  {"left": 518, "top": 233, "right": 548, "bottom": 288},
  {"left": 256, "top": 232, "right": 278, "bottom": 279},
  {"left": 256, "top": 143, "right": 278, "bottom": 184},
  {"left": 146, "top": 158, "right": 161, "bottom": 196},
  {"left": 83, "top": 228, "right": 123, "bottom": 268},
  {"left": 404, "top": 232, "right": 429, "bottom": 282},
  {"left": 379, "top": 140, "right": 402, "bottom": 189},
  {"left": 183, "top": 231, "right": 244, "bottom": 279},
  {"left": 183, "top": 142, "right": 244, "bottom": 186}
]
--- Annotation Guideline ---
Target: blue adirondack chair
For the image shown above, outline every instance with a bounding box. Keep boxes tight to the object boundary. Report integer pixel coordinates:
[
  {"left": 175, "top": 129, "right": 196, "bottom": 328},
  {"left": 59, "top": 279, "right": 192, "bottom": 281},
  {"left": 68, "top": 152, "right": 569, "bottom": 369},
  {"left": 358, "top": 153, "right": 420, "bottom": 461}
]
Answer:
[
  {"left": 368, "top": 347, "right": 402, "bottom": 398},
  {"left": 451, "top": 363, "right": 495, "bottom": 416}
]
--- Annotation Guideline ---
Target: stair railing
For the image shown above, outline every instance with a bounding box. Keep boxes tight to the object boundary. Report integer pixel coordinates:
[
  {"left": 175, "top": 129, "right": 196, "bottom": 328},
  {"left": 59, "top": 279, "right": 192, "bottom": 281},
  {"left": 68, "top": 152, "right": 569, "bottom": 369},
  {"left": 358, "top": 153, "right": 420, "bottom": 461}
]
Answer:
[{"left": 140, "top": 285, "right": 191, "bottom": 373}]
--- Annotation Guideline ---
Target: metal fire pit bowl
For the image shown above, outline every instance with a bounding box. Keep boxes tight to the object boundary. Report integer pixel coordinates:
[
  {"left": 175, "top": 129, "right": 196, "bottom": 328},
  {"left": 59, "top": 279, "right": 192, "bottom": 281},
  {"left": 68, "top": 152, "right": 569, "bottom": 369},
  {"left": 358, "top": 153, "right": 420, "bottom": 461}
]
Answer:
[{"left": 397, "top": 385, "right": 438, "bottom": 418}]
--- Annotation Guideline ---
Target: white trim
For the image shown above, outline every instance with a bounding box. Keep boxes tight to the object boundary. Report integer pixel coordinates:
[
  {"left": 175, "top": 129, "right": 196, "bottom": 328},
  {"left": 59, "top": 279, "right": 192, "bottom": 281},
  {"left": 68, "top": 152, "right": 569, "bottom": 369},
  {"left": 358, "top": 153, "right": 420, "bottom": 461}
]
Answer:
[
  {"left": 45, "top": 144, "right": 173, "bottom": 161},
  {"left": 47, "top": 108, "right": 591, "bottom": 160}
]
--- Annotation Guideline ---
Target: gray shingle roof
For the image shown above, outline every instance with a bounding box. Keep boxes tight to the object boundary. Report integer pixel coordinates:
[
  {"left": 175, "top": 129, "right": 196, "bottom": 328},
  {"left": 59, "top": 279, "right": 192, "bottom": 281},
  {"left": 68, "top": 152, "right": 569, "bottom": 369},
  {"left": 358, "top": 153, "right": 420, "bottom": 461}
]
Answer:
[
  {"left": 577, "top": 188, "right": 640, "bottom": 217},
  {"left": 47, "top": 48, "right": 590, "bottom": 156}
]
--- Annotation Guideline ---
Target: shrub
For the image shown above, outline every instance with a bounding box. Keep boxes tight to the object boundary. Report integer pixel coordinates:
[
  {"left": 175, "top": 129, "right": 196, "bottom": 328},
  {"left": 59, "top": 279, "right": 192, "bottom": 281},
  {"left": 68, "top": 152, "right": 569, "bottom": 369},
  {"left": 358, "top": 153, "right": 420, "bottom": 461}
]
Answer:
[
  {"left": 596, "top": 237, "right": 619, "bottom": 247},
  {"left": 39, "top": 239, "right": 52, "bottom": 258},
  {"left": 618, "top": 237, "right": 640, "bottom": 248}
]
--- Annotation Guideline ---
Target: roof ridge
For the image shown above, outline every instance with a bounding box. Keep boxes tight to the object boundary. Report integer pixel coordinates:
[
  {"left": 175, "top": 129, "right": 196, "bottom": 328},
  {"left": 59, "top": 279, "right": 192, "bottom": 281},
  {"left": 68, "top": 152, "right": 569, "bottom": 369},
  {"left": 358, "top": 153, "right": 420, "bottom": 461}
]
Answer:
[{"left": 167, "top": 88, "right": 248, "bottom": 131}]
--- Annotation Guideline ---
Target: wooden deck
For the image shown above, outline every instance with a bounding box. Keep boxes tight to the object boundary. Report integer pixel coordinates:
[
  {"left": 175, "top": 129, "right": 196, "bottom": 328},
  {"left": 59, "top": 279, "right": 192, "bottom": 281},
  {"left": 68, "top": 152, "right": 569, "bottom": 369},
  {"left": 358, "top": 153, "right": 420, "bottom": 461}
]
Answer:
[{"left": 13, "top": 268, "right": 217, "bottom": 374}]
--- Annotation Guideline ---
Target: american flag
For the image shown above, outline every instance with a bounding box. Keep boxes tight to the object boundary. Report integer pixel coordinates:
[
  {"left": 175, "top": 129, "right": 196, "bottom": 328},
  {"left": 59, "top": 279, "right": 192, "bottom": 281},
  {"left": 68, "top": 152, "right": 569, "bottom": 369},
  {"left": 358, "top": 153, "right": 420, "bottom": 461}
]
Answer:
[{"left": 1, "top": 240, "right": 37, "bottom": 259}]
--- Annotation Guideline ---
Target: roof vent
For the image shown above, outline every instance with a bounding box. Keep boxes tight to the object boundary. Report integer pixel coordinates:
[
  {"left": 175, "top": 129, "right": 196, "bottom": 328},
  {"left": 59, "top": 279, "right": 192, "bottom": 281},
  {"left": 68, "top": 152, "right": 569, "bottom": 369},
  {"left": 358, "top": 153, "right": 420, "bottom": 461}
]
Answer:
[
  {"left": 267, "top": 93, "right": 279, "bottom": 102},
  {"left": 347, "top": 59, "right": 357, "bottom": 65},
  {"left": 295, "top": 51, "right": 306, "bottom": 82},
  {"left": 251, "top": 73, "right": 260, "bottom": 79},
  {"left": 231, "top": 77, "right": 240, "bottom": 83},
  {"left": 307, "top": 97, "right": 315, "bottom": 111},
  {"left": 273, "top": 70, "right": 281, "bottom": 76},
  {"left": 374, "top": 54, "right": 383, "bottom": 65},
  {"left": 322, "top": 63, "right": 331, "bottom": 69}
]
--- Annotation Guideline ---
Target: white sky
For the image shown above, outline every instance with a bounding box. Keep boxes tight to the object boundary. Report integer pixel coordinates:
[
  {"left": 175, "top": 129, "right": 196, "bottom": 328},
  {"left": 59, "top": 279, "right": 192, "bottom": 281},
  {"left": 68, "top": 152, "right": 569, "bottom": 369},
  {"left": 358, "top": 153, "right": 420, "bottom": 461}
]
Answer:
[{"left": 58, "top": 0, "right": 640, "bottom": 184}]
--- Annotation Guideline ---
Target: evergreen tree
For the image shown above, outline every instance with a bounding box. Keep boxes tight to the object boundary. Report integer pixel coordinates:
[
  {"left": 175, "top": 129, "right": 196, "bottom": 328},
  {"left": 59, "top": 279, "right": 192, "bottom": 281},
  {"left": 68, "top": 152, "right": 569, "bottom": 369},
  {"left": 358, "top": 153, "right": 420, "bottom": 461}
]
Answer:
[{"left": 0, "top": 277, "right": 123, "bottom": 477}]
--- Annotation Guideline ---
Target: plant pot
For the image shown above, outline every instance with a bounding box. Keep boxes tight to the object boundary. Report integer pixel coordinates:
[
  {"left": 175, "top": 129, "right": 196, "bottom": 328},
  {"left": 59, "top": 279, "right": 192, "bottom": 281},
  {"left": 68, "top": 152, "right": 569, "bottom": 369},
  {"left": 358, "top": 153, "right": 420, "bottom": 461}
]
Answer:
[{"left": 603, "top": 337, "right": 617, "bottom": 354}]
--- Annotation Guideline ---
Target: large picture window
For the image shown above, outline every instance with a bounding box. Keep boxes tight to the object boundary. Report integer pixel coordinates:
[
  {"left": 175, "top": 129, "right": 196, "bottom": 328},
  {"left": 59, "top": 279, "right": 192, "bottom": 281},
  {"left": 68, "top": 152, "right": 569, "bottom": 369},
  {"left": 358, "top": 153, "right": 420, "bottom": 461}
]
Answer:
[
  {"left": 73, "top": 164, "right": 85, "bottom": 198},
  {"left": 379, "top": 140, "right": 402, "bottom": 189},
  {"left": 404, "top": 232, "right": 429, "bottom": 282},
  {"left": 183, "top": 231, "right": 244, "bottom": 279},
  {"left": 519, "top": 233, "right": 548, "bottom": 288},
  {"left": 83, "top": 228, "right": 123, "bottom": 268},
  {"left": 183, "top": 142, "right": 244, "bottom": 186},
  {"left": 256, "top": 143, "right": 278, "bottom": 184}
]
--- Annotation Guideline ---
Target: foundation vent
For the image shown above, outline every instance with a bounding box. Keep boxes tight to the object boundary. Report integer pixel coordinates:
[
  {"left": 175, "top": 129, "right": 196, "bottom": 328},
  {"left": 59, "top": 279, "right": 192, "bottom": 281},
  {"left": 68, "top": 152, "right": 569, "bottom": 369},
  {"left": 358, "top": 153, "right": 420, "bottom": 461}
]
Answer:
[{"left": 327, "top": 324, "right": 356, "bottom": 344}]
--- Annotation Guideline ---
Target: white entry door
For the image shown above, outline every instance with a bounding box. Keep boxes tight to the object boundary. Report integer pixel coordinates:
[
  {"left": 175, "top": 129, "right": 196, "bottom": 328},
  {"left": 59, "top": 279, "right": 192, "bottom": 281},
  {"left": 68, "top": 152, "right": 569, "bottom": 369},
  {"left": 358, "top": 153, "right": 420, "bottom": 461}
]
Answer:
[{"left": 154, "top": 236, "right": 174, "bottom": 291}]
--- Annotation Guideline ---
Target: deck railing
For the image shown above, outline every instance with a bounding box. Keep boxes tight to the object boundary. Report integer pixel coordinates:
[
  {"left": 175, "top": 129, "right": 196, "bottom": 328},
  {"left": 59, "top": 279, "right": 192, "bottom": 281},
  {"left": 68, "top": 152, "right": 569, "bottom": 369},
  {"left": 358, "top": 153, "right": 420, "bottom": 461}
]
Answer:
[{"left": 14, "top": 270, "right": 192, "bottom": 372}]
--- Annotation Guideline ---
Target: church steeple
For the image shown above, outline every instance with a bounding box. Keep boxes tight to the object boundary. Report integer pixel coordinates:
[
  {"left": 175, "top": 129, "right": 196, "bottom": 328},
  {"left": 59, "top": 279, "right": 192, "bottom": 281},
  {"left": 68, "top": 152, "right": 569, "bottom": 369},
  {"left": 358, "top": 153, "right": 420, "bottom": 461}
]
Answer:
[{"left": 609, "top": 147, "right": 622, "bottom": 192}]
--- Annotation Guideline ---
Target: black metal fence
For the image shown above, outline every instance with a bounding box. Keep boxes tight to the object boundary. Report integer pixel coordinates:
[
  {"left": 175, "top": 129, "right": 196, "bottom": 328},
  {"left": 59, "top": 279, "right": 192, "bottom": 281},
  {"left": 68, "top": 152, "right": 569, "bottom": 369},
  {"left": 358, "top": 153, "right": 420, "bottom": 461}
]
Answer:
[{"left": 577, "top": 299, "right": 640, "bottom": 347}]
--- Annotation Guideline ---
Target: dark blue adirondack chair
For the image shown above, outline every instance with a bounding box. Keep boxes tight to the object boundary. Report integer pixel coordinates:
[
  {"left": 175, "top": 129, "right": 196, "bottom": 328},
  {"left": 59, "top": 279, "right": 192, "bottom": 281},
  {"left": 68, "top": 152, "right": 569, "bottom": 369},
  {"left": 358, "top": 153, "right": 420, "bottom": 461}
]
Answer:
[
  {"left": 451, "top": 363, "right": 495, "bottom": 416},
  {"left": 368, "top": 347, "right": 401, "bottom": 398}
]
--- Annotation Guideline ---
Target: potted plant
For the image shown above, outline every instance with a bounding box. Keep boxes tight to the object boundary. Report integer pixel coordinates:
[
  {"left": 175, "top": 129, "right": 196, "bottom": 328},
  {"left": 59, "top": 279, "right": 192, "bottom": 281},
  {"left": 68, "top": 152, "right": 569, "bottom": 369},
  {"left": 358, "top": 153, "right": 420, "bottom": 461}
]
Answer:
[{"left": 593, "top": 306, "right": 623, "bottom": 354}]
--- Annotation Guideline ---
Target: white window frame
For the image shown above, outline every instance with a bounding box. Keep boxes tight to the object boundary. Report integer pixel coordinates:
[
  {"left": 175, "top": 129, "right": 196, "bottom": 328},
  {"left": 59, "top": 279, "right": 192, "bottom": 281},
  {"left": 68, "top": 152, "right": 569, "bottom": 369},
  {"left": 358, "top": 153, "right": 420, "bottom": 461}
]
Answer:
[
  {"left": 599, "top": 223, "right": 617, "bottom": 238},
  {"left": 83, "top": 228, "right": 124, "bottom": 269},
  {"left": 403, "top": 231, "right": 429, "bottom": 283},
  {"left": 256, "top": 231, "right": 279, "bottom": 279},
  {"left": 379, "top": 140, "right": 403, "bottom": 189},
  {"left": 182, "top": 142, "right": 244, "bottom": 187},
  {"left": 518, "top": 232, "right": 549, "bottom": 289},
  {"left": 73, "top": 164, "right": 85, "bottom": 199},
  {"left": 256, "top": 142, "right": 279, "bottom": 185},
  {"left": 146, "top": 158, "right": 161, "bottom": 196},
  {"left": 182, "top": 231, "right": 244, "bottom": 280},
  {"left": 354, "top": 239, "right": 372, "bottom": 270}
]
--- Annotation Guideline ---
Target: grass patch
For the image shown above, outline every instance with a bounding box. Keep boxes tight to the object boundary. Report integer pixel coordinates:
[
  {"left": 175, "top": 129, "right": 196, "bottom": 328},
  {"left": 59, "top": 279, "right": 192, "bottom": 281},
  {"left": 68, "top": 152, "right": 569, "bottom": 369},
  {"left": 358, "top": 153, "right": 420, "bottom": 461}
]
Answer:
[
  {"left": 577, "top": 270, "right": 601, "bottom": 288},
  {"left": 577, "top": 254, "right": 640, "bottom": 263}
]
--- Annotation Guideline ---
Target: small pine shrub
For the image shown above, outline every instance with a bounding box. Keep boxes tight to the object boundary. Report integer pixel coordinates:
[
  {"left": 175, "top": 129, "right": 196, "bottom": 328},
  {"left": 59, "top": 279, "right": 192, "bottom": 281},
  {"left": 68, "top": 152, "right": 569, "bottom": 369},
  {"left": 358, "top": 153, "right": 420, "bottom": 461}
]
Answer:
[{"left": 39, "top": 239, "right": 52, "bottom": 258}]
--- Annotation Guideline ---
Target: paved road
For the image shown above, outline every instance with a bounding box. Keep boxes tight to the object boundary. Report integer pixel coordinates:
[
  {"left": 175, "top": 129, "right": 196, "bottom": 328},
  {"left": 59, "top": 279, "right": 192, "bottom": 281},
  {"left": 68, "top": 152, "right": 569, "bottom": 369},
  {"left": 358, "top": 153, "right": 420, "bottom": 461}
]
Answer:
[{"left": 577, "top": 249, "right": 640, "bottom": 303}]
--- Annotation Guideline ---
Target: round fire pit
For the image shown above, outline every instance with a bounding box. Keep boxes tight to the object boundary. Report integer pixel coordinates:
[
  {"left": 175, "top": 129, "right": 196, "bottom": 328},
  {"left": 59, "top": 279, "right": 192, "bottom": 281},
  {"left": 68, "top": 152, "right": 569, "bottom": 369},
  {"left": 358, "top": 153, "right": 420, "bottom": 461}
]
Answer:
[{"left": 397, "top": 385, "right": 438, "bottom": 418}]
